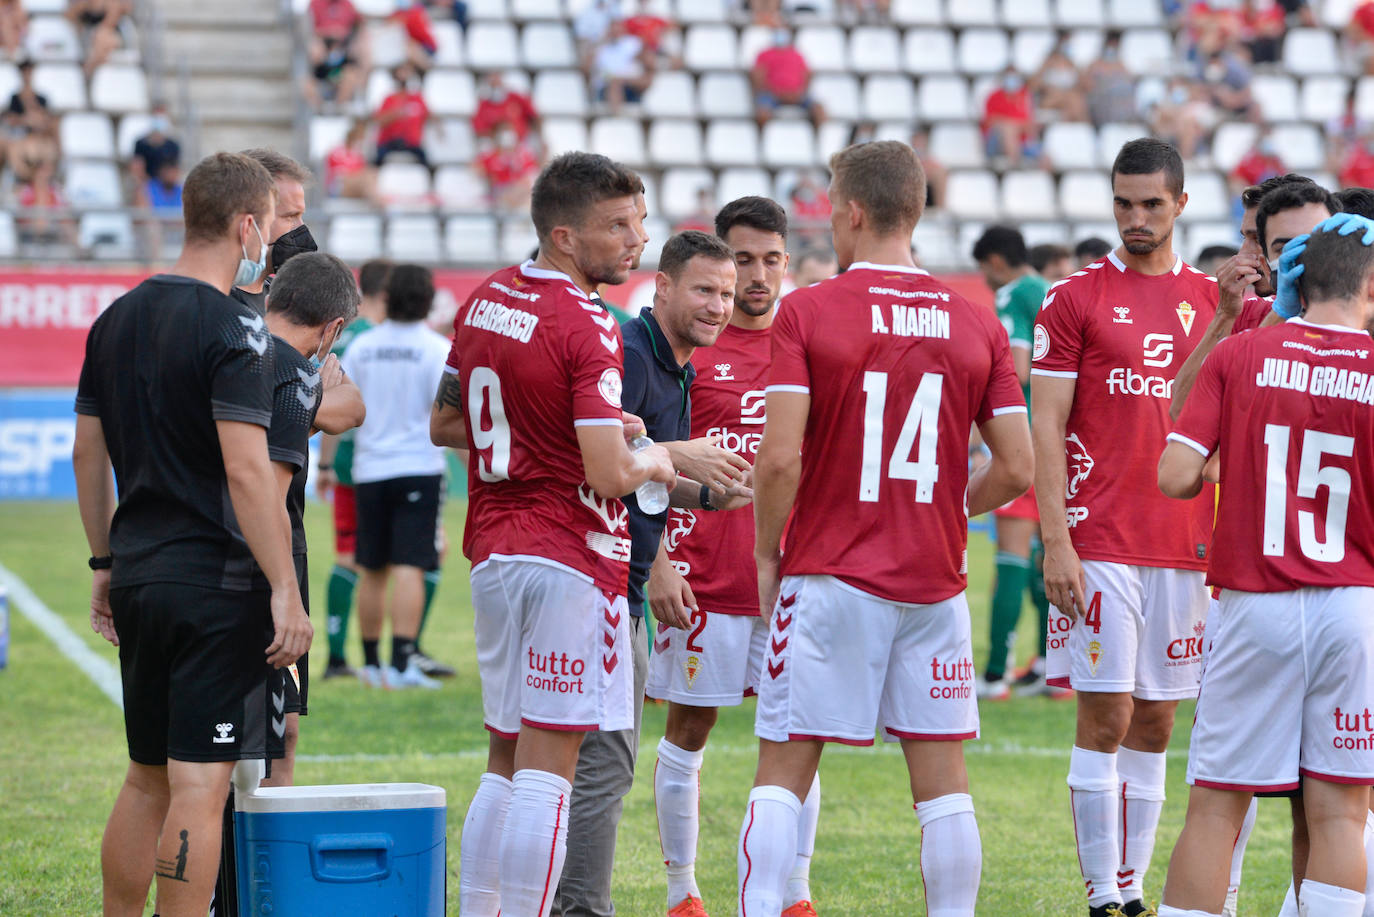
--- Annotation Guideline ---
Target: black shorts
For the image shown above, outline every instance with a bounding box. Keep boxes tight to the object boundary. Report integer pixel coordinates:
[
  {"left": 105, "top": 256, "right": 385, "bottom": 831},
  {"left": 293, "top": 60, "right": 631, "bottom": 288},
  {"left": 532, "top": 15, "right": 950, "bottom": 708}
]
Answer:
[
  {"left": 355, "top": 474, "right": 442, "bottom": 571},
  {"left": 111, "top": 582, "right": 277, "bottom": 765},
  {"left": 281, "top": 553, "right": 310, "bottom": 717}
]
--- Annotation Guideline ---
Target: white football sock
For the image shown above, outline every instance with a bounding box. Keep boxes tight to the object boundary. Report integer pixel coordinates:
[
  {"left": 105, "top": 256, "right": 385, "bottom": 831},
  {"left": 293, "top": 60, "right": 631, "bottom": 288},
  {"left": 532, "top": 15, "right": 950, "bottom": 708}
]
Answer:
[
  {"left": 1069, "top": 746, "right": 1121, "bottom": 908},
  {"left": 1228, "top": 796, "right": 1257, "bottom": 900},
  {"left": 915, "top": 792, "right": 982, "bottom": 917},
  {"left": 499, "top": 769, "right": 572, "bottom": 917},
  {"left": 460, "top": 772, "right": 512, "bottom": 917},
  {"left": 1279, "top": 881, "right": 1298, "bottom": 917},
  {"left": 786, "top": 771, "right": 821, "bottom": 906},
  {"left": 738, "top": 785, "right": 802, "bottom": 917},
  {"left": 1300, "top": 879, "right": 1365, "bottom": 917},
  {"left": 654, "top": 738, "right": 704, "bottom": 905},
  {"left": 1116, "top": 747, "right": 1167, "bottom": 904}
]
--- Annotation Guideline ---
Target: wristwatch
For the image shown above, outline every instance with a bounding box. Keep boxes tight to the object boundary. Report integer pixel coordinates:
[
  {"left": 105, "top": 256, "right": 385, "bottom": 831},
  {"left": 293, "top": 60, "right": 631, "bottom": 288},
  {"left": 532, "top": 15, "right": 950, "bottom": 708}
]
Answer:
[
  {"left": 88, "top": 555, "right": 113, "bottom": 570},
  {"left": 700, "top": 484, "right": 718, "bottom": 511}
]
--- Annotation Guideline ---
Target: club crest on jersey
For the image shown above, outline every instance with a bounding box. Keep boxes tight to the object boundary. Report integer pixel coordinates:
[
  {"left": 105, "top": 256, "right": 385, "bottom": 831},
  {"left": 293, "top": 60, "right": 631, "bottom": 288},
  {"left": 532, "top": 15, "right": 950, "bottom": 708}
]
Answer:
[
  {"left": 598, "top": 367, "right": 622, "bottom": 408},
  {"left": 714, "top": 362, "right": 734, "bottom": 381},
  {"left": 1175, "top": 300, "right": 1196, "bottom": 336},
  {"left": 684, "top": 654, "right": 702, "bottom": 688},
  {"left": 1087, "top": 640, "right": 1103, "bottom": 676},
  {"left": 1113, "top": 306, "right": 1132, "bottom": 324}
]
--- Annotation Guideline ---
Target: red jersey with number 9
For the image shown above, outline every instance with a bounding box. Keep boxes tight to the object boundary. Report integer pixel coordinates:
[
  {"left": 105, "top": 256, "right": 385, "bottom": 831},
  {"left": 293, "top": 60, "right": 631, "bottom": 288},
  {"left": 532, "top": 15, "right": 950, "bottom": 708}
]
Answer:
[
  {"left": 445, "top": 261, "right": 631, "bottom": 594},
  {"left": 1172, "top": 318, "right": 1374, "bottom": 592},
  {"left": 768, "top": 262, "right": 1026, "bottom": 605}
]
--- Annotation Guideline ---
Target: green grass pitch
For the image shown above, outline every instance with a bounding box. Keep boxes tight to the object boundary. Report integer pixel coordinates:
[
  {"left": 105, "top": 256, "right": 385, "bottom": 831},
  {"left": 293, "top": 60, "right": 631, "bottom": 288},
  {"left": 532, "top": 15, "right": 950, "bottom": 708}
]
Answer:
[{"left": 0, "top": 500, "right": 1300, "bottom": 915}]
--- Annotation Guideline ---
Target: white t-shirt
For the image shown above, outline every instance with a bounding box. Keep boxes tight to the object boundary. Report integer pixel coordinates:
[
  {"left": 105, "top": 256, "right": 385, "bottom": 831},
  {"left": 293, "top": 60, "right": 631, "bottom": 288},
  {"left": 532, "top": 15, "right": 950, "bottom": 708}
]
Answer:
[{"left": 341, "top": 319, "right": 450, "bottom": 484}]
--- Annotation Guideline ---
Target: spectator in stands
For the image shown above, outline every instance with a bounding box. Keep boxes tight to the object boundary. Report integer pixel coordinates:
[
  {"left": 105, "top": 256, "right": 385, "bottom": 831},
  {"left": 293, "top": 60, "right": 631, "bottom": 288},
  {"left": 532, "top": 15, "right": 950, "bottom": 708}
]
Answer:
[
  {"left": 305, "top": 34, "right": 366, "bottom": 111},
  {"left": 909, "top": 124, "right": 947, "bottom": 209},
  {"left": 476, "top": 127, "right": 538, "bottom": 212},
  {"left": 1242, "top": 0, "right": 1285, "bottom": 64},
  {"left": 574, "top": 0, "right": 617, "bottom": 72},
  {"left": 672, "top": 187, "right": 715, "bottom": 234},
  {"left": 1148, "top": 77, "right": 1214, "bottom": 160},
  {"left": 1183, "top": 0, "right": 1243, "bottom": 61},
  {"left": 392, "top": 0, "right": 439, "bottom": 72},
  {"left": 130, "top": 104, "right": 181, "bottom": 207},
  {"left": 5, "top": 59, "right": 49, "bottom": 135},
  {"left": 0, "top": 0, "right": 25, "bottom": 60},
  {"left": 624, "top": 0, "right": 680, "bottom": 71},
  {"left": 1195, "top": 243, "right": 1238, "bottom": 276},
  {"left": 1350, "top": 0, "right": 1374, "bottom": 74},
  {"left": 1073, "top": 236, "right": 1112, "bottom": 267},
  {"left": 472, "top": 72, "right": 541, "bottom": 142},
  {"left": 1339, "top": 133, "right": 1374, "bottom": 189},
  {"left": 1083, "top": 32, "right": 1137, "bottom": 128},
  {"left": 8, "top": 118, "right": 59, "bottom": 186},
  {"left": 1029, "top": 242, "right": 1073, "bottom": 282},
  {"left": 66, "top": 0, "right": 128, "bottom": 78},
  {"left": 788, "top": 169, "right": 831, "bottom": 239},
  {"left": 752, "top": 28, "right": 825, "bottom": 127},
  {"left": 326, "top": 119, "right": 379, "bottom": 204},
  {"left": 749, "top": 0, "right": 783, "bottom": 27},
  {"left": 309, "top": 0, "right": 364, "bottom": 59},
  {"left": 1228, "top": 129, "right": 1285, "bottom": 200},
  {"left": 137, "top": 158, "right": 184, "bottom": 260},
  {"left": 15, "top": 152, "right": 75, "bottom": 249},
  {"left": 373, "top": 64, "right": 431, "bottom": 166},
  {"left": 789, "top": 246, "right": 836, "bottom": 287},
  {"left": 1030, "top": 35, "right": 1087, "bottom": 123},
  {"left": 593, "top": 18, "right": 653, "bottom": 112},
  {"left": 982, "top": 65, "right": 1036, "bottom": 167},
  {"left": 1327, "top": 85, "right": 1370, "bottom": 175},
  {"left": 1195, "top": 45, "right": 1260, "bottom": 122}
]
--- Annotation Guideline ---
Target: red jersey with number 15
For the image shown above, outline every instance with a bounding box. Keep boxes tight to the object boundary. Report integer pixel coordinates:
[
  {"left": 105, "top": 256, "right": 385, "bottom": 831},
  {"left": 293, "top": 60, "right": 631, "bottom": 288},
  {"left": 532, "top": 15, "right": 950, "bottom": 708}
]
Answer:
[
  {"left": 665, "top": 322, "right": 771, "bottom": 616},
  {"left": 446, "top": 261, "right": 631, "bottom": 594},
  {"left": 1032, "top": 252, "right": 1217, "bottom": 570},
  {"left": 769, "top": 262, "right": 1026, "bottom": 605},
  {"left": 1172, "top": 318, "right": 1374, "bottom": 592}
]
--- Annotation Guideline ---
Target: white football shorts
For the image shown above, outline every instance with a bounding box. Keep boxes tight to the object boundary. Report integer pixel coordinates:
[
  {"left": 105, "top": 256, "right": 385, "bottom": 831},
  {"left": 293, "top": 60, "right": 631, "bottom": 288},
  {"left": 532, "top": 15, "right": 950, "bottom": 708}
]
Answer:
[{"left": 645, "top": 609, "right": 768, "bottom": 707}]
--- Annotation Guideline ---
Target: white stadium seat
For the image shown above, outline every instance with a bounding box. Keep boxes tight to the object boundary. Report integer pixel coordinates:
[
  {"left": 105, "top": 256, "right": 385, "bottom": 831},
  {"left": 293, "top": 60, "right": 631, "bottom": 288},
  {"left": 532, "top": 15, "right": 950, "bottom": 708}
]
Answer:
[
  {"left": 698, "top": 71, "right": 753, "bottom": 118},
  {"left": 466, "top": 22, "right": 520, "bottom": 70},
  {"left": 1020, "top": 221, "right": 1071, "bottom": 249},
  {"left": 434, "top": 166, "right": 488, "bottom": 210},
  {"left": 61, "top": 112, "right": 116, "bottom": 160},
  {"left": 1064, "top": 28, "right": 1105, "bottom": 68},
  {"left": 903, "top": 28, "right": 956, "bottom": 73},
  {"left": 945, "top": 0, "right": 997, "bottom": 27},
  {"left": 1001, "top": 170, "right": 1058, "bottom": 221},
  {"left": 1356, "top": 76, "right": 1374, "bottom": 123},
  {"left": 716, "top": 167, "right": 772, "bottom": 205},
  {"left": 676, "top": 0, "right": 729, "bottom": 24},
  {"left": 890, "top": 0, "right": 943, "bottom": 26},
  {"left": 684, "top": 25, "right": 738, "bottom": 71},
  {"left": 929, "top": 122, "right": 985, "bottom": 168},
  {"left": 386, "top": 215, "right": 442, "bottom": 261},
  {"left": 1251, "top": 74, "right": 1300, "bottom": 123},
  {"left": 1001, "top": 0, "right": 1051, "bottom": 29},
  {"left": 22, "top": 0, "right": 65, "bottom": 12},
  {"left": 817, "top": 120, "right": 852, "bottom": 159},
  {"left": 1042, "top": 122, "right": 1098, "bottom": 172},
  {"left": 512, "top": 0, "right": 562, "bottom": 18},
  {"left": 648, "top": 119, "right": 704, "bottom": 167},
  {"left": 369, "top": 22, "right": 408, "bottom": 69},
  {"left": 1210, "top": 122, "right": 1259, "bottom": 173},
  {"left": 377, "top": 162, "right": 433, "bottom": 209},
  {"left": 500, "top": 221, "right": 541, "bottom": 262},
  {"left": 1120, "top": 29, "right": 1174, "bottom": 76},
  {"left": 946, "top": 170, "right": 1000, "bottom": 221},
  {"left": 1055, "top": 0, "right": 1104, "bottom": 28},
  {"left": 541, "top": 116, "right": 588, "bottom": 155},
  {"left": 913, "top": 220, "right": 960, "bottom": 265},
  {"left": 33, "top": 63, "right": 86, "bottom": 110},
  {"left": 25, "top": 16, "right": 80, "bottom": 61},
  {"left": 761, "top": 120, "right": 817, "bottom": 168},
  {"left": 1097, "top": 123, "right": 1148, "bottom": 168},
  {"left": 1010, "top": 29, "right": 1056, "bottom": 74},
  {"left": 738, "top": 26, "right": 773, "bottom": 69},
  {"left": 79, "top": 212, "right": 136, "bottom": 259},
  {"left": 116, "top": 113, "right": 153, "bottom": 159},
  {"left": 532, "top": 69, "right": 590, "bottom": 117},
  {"left": 425, "top": 120, "right": 476, "bottom": 166},
  {"left": 365, "top": 68, "right": 394, "bottom": 111},
  {"left": 1179, "top": 171, "right": 1228, "bottom": 223},
  {"left": 330, "top": 213, "right": 383, "bottom": 260},
  {"left": 956, "top": 28, "right": 1010, "bottom": 75},
  {"left": 1187, "top": 222, "right": 1240, "bottom": 254},
  {"left": 433, "top": 20, "right": 464, "bottom": 67},
  {"left": 1282, "top": 28, "right": 1341, "bottom": 77},
  {"left": 811, "top": 73, "right": 860, "bottom": 117},
  {"left": 469, "top": 0, "right": 507, "bottom": 20},
  {"left": 639, "top": 217, "right": 671, "bottom": 266},
  {"left": 705, "top": 120, "right": 761, "bottom": 168},
  {"left": 590, "top": 117, "right": 647, "bottom": 166},
  {"left": 309, "top": 115, "right": 351, "bottom": 164},
  {"left": 862, "top": 74, "right": 915, "bottom": 121},
  {"left": 66, "top": 161, "right": 122, "bottom": 207},
  {"left": 917, "top": 74, "right": 972, "bottom": 121},
  {"left": 423, "top": 70, "right": 477, "bottom": 116},
  {"left": 660, "top": 167, "right": 714, "bottom": 216},
  {"left": 353, "top": 0, "right": 397, "bottom": 14},
  {"left": 642, "top": 70, "right": 697, "bottom": 118},
  {"left": 1301, "top": 76, "right": 1350, "bottom": 124},
  {"left": 849, "top": 27, "right": 901, "bottom": 73},
  {"left": 1269, "top": 122, "right": 1325, "bottom": 173},
  {"left": 1106, "top": 0, "right": 1161, "bottom": 26},
  {"left": 522, "top": 22, "right": 576, "bottom": 68},
  {"left": 1058, "top": 171, "right": 1113, "bottom": 221},
  {"left": 1321, "top": 0, "right": 1361, "bottom": 28},
  {"left": 445, "top": 215, "right": 500, "bottom": 262},
  {"left": 795, "top": 26, "right": 847, "bottom": 72}
]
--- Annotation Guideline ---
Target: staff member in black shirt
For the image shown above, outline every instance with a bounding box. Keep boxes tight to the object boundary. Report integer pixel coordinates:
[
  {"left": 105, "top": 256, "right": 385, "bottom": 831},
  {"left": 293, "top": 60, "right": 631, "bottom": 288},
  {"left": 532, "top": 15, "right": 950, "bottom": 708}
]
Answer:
[{"left": 73, "top": 152, "right": 310, "bottom": 917}]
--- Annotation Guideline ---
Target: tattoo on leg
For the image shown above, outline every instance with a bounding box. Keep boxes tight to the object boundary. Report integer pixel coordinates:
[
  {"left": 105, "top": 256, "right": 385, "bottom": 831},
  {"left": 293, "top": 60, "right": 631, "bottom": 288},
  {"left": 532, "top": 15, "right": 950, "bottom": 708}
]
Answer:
[
  {"left": 155, "top": 828, "right": 190, "bottom": 882},
  {"left": 434, "top": 373, "right": 463, "bottom": 411}
]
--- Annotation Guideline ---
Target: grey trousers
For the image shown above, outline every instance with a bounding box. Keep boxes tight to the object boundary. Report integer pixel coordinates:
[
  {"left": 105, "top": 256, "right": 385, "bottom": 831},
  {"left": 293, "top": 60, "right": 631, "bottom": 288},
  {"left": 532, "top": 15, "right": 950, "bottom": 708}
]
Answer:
[{"left": 551, "top": 613, "right": 649, "bottom": 917}]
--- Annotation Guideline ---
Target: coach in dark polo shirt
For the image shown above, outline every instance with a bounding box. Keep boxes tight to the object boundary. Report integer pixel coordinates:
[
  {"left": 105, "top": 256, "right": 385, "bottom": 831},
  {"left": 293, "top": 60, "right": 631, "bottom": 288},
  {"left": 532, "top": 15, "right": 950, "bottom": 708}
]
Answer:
[{"left": 554, "top": 231, "right": 753, "bottom": 917}]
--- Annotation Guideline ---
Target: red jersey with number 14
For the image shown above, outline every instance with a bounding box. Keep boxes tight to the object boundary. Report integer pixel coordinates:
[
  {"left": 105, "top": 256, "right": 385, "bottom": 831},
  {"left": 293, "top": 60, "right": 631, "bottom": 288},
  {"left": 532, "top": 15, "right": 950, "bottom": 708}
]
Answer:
[
  {"left": 1172, "top": 318, "right": 1374, "bottom": 592},
  {"left": 769, "top": 262, "right": 1026, "bottom": 605},
  {"left": 1032, "top": 252, "right": 1218, "bottom": 570},
  {"left": 446, "top": 261, "right": 631, "bottom": 594},
  {"left": 665, "top": 322, "right": 771, "bottom": 616}
]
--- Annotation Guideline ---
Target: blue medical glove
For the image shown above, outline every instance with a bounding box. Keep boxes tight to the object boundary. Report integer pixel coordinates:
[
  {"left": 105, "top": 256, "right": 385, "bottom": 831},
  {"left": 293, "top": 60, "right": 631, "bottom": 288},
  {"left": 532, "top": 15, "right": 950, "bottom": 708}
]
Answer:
[{"left": 1272, "top": 234, "right": 1308, "bottom": 320}]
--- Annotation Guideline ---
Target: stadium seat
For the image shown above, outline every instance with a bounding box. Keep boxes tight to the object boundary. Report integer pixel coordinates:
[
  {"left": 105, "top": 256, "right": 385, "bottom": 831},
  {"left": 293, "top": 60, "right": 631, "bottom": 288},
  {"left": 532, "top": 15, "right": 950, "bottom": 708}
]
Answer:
[
  {"left": 716, "top": 167, "right": 772, "bottom": 205},
  {"left": 1106, "top": 0, "right": 1162, "bottom": 26},
  {"left": 796, "top": 26, "right": 847, "bottom": 72},
  {"left": 1186, "top": 221, "right": 1240, "bottom": 254},
  {"left": 1042, "top": 122, "right": 1098, "bottom": 172},
  {"left": 1180, "top": 171, "right": 1228, "bottom": 223},
  {"left": 1282, "top": 28, "right": 1341, "bottom": 76},
  {"left": 738, "top": 25, "right": 773, "bottom": 69},
  {"left": 761, "top": 120, "right": 817, "bottom": 168},
  {"left": 811, "top": 73, "right": 860, "bottom": 117},
  {"left": 648, "top": 119, "right": 704, "bottom": 167},
  {"left": 0, "top": 63, "right": 17, "bottom": 104},
  {"left": 434, "top": 166, "right": 487, "bottom": 210},
  {"left": 1321, "top": 0, "right": 1361, "bottom": 29},
  {"left": 33, "top": 63, "right": 86, "bottom": 110},
  {"left": 945, "top": 0, "right": 997, "bottom": 27},
  {"left": 861, "top": 74, "right": 915, "bottom": 122},
  {"left": 929, "top": 122, "right": 985, "bottom": 168},
  {"left": 423, "top": 69, "right": 477, "bottom": 116},
  {"left": 639, "top": 173, "right": 660, "bottom": 216},
  {"left": 890, "top": 0, "right": 943, "bottom": 26},
  {"left": 512, "top": 0, "right": 563, "bottom": 18},
  {"left": 660, "top": 167, "right": 714, "bottom": 216},
  {"left": 369, "top": 22, "right": 408, "bottom": 69},
  {"left": 502, "top": 68, "right": 533, "bottom": 95},
  {"left": 522, "top": 22, "right": 576, "bottom": 68},
  {"left": 1210, "top": 122, "right": 1259, "bottom": 173},
  {"left": 639, "top": 217, "right": 671, "bottom": 266},
  {"left": 376, "top": 162, "right": 434, "bottom": 208},
  {"left": 1269, "top": 122, "right": 1325, "bottom": 173},
  {"left": 1120, "top": 29, "right": 1174, "bottom": 76},
  {"left": 445, "top": 214, "right": 500, "bottom": 262},
  {"left": 1064, "top": 28, "right": 1105, "bottom": 68},
  {"left": 642, "top": 70, "right": 697, "bottom": 118},
  {"left": 1058, "top": 170, "right": 1113, "bottom": 221},
  {"left": 590, "top": 116, "right": 647, "bottom": 166},
  {"left": 1251, "top": 74, "right": 1299, "bottom": 123},
  {"left": 1097, "top": 123, "right": 1148, "bottom": 168},
  {"left": 353, "top": 0, "right": 398, "bottom": 14},
  {"left": 956, "top": 28, "right": 1011, "bottom": 75},
  {"left": 912, "top": 219, "right": 960, "bottom": 265},
  {"left": 946, "top": 170, "right": 1000, "bottom": 220},
  {"left": 24, "top": 16, "right": 80, "bottom": 61},
  {"left": 1002, "top": 170, "right": 1058, "bottom": 221},
  {"left": 329, "top": 213, "right": 384, "bottom": 261},
  {"left": 817, "top": 120, "right": 852, "bottom": 159},
  {"left": 61, "top": 112, "right": 116, "bottom": 160},
  {"left": 386, "top": 214, "right": 443, "bottom": 261},
  {"left": 1010, "top": 29, "right": 1056, "bottom": 73},
  {"left": 433, "top": 20, "right": 464, "bottom": 67},
  {"left": 79, "top": 212, "right": 136, "bottom": 259},
  {"left": 904, "top": 31, "right": 960, "bottom": 79},
  {"left": 500, "top": 220, "right": 541, "bottom": 262},
  {"left": 705, "top": 120, "right": 760, "bottom": 167},
  {"left": 1071, "top": 221, "right": 1119, "bottom": 247},
  {"left": 684, "top": 25, "right": 738, "bottom": 71},
  {"left": 468, "top": 0, "right": 508, "bottom": 20},
  {"left": 466, "top": 22, "right": 520, "bottom": 70},
  {"left": 1001, "top": 0, "right": 1052, "bottom": 29},
  {"left": 541, "top": 116, "right": 588, "bottom": 155},
  {"left": 425, "top": 119, "right": 476, "bottom": 166},
  {"left": 22, "top": 0, "right": 65, "bottom": 12},
  {"left": 784, "top": 0, "right": 836, "bottom": 22},
  {"left": 116, "top": 113, "right": 154, "bottom": 159},
  {"left": 1054, "top": 0, "right": 1104, "bottom": 28},
  {"left": 1020, "top": 221, "right": 1071, "bottom": 249},
  {"left": 849, "top": 27, "right": 902, "bottom": 74},
  {"left": 309, "top": 115, "right": 351, "bottom": 163},
  {"left": 698, "top": 71, "right": 753, "bottom": 118},
  {"left": 365, "top": 68, "right": 394, "bottom": 111},
  {"left": 66, "top": 161, "right": 122, "bottom": 207},
  {"left": 916, "top": 74, "right": 972, "bottom": 120},
  {"left": 1301, "top": 75, "right": 1350, "bottom": 124},
  {"left": 676, "top": 0, "right": 730, "bottom": 24},
  {"left": 1356, "top": 76, "right": 1374, "bottom": 122},
  {"left": 532, "top": 69, "right": 590, "bottom": 116}
]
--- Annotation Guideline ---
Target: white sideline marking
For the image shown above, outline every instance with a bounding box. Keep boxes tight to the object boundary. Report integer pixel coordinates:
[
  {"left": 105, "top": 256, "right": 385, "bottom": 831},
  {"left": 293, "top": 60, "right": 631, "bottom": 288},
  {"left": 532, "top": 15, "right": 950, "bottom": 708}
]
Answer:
[{"left": 0, "top": 560, "right": 123, "bottom": 709}]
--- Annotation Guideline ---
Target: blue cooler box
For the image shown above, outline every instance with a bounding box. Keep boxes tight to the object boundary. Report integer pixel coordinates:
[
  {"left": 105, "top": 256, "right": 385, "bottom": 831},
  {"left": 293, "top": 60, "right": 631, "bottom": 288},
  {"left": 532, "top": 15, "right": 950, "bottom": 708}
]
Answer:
[{"left": 234, "top": 782, "right": 446, "bottom": 917}]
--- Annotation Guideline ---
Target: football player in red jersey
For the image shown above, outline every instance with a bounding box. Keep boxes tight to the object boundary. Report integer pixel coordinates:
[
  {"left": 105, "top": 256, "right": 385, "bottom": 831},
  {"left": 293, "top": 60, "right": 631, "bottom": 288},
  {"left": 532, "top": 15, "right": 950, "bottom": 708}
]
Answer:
[
  {"left": 737, "top": 141, "right": 1032, "bottom": 917},
  {"left": 431, "top": 152, "right": 676, "bottom": 917},
  {"left": 1032, "top": 138, "right": 1220, "bottom": 917},
  {"left": 645, "top": 196, "right": 823, "bottom": 917},
  {"left": 1157, "top": 215, "right": 1374, "bottom": 917}
]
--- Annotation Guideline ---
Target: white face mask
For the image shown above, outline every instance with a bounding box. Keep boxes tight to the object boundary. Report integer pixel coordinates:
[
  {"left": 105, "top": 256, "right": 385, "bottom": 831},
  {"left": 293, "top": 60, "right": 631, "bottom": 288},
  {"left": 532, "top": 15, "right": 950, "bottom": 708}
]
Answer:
[{"left": 233, "top": 218, "right": 268, "bottom": 288}]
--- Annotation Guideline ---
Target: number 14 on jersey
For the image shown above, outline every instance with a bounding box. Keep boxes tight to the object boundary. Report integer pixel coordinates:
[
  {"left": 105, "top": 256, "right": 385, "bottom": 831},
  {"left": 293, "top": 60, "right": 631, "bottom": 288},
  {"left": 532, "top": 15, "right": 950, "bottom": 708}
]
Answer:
[{"left": 859, "top": 370, "right": 942, "bottom": 504}]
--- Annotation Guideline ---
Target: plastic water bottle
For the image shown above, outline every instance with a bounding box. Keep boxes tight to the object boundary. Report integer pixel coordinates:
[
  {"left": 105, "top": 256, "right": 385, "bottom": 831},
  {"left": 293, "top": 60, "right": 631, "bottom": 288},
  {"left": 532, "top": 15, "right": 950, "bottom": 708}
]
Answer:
[
  {"left": 0, "top": 585, "right": 9, "bottom": 670},
  {"left": 630, "top": 435, "right": 670, "bottom": 514}
]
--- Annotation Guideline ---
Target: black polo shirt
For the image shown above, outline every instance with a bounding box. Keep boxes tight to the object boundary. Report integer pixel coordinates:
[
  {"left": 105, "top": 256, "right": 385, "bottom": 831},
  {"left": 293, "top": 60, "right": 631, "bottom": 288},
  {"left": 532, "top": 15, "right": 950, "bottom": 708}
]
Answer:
[{"left": 620, "top": 306, "right": 695, "bottom": 613}]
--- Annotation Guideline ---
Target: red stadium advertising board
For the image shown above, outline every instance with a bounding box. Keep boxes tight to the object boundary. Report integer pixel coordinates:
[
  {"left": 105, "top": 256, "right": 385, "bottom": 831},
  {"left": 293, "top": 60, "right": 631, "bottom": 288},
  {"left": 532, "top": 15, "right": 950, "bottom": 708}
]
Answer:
[{"left": 0, "top": 266, "right": 994, "bottom": 387}]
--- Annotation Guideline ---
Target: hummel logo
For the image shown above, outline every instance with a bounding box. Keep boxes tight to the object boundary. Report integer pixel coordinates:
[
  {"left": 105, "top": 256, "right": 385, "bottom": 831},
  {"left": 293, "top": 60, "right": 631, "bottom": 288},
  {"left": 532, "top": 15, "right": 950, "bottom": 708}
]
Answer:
[
  {"left": 238, "top": 314, "right": 269, "bottom": 356},
  {"left": 599, "top": 333, "right": 619, "bottom": 355},
  {"left": 714, "top": 362, "right": 734, "bottom": 380},
  {"left": 212, "top": 722, "right": 236, "bottom": 744},
  {"left": 590, "top": 312, "right": 616, "bottom": 332},
  {"left": 1112, "top": 306, "right": 1132, "bottom": 325}
]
